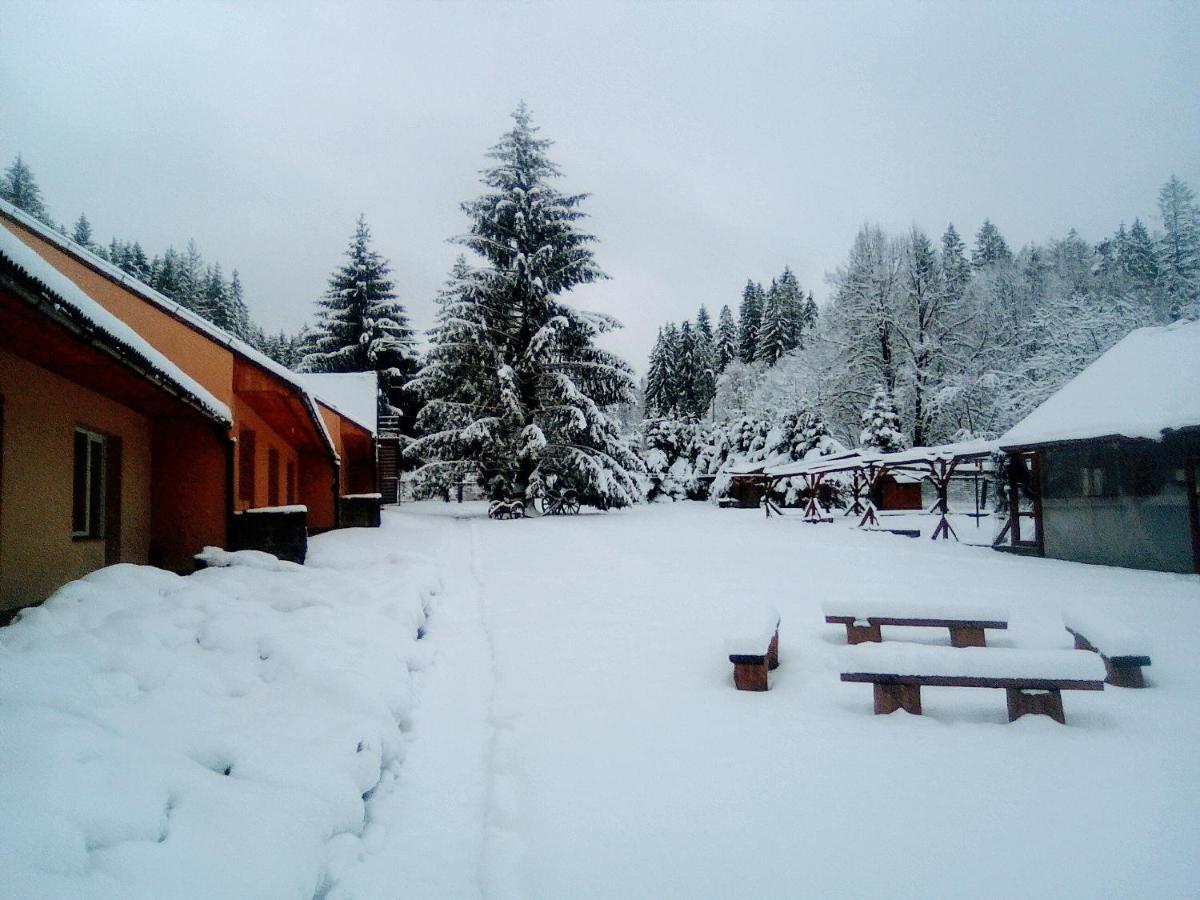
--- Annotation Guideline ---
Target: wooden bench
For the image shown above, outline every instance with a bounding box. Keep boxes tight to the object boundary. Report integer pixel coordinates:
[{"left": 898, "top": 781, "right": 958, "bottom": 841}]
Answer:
[
  {"left": 840, "top": 645, "right": 1105, "bottom": 724},
  {"left": 1063, "top": 610, "right": 1152, "bottom": 688},
  {"left": 823, "top": 602, "right": 1008, "bottom": 648},
  {"left": 726, "top": 608, "right": 781, "bottom": 692}
]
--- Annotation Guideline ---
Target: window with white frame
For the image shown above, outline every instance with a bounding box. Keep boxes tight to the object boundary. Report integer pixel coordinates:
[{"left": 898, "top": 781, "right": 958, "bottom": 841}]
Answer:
[{"left": 72, "top": 428, "right": 106, "bottom": 538}]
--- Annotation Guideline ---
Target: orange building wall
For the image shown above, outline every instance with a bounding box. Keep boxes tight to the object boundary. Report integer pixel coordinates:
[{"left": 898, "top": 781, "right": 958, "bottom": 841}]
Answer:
[
  {"left": 151, "top": 417, "right": 228, "bottom": 572},
  {"left": 2, "top": 218, "right": 236, "bottom": 408},
  {"left": 299, "top": 451, "right": 337, "bottom": 531},
  {"left": 0, "top": 348, "right": 152, "bottom": 610},
  {"left": 317, "top": 403, "right": 376, "bottom": 498},
  {"left": 232, "top": 398, "right": 303, "bottom": 512}
]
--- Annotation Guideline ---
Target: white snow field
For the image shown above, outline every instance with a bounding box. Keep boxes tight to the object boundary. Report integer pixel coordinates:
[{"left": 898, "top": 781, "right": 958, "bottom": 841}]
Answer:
[{"left": 2, "top": 501, "right": 1198, "bottom": 898}]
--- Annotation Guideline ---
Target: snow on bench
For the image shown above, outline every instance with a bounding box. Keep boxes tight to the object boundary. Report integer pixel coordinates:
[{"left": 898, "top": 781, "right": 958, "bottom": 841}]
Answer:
[
  {"left": 839, "top": 644, "right": 1106, "bottom": 724},
  {"left": 823, "top": 601, "right": 1009, "bottom": 648},
  {"left": 1063, "top": 607, "right": 1153, "bottom": 688},
  {"left": 725, "top": 606, "right": 781, "bottom": 692}
]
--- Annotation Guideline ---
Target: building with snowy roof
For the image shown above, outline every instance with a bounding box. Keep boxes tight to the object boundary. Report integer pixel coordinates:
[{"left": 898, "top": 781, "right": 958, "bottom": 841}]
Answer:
[
  {"left": 0, "top": 226, "right": 235, "bottom": 614},
  {"left": 0, "top": 200, "right": 382, "bottom": 608},
  {"left": 996, "top": 320, "right": 1200, "bottom": 574}
]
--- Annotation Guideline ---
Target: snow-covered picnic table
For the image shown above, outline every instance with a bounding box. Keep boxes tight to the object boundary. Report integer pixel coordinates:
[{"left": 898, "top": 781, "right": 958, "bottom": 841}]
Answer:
[
  {"left": 840, "top": 644, "right": 1107, "bottom": 723},
  {"left": 822, "top": 601, "right": 1009, "bottom": 647}
]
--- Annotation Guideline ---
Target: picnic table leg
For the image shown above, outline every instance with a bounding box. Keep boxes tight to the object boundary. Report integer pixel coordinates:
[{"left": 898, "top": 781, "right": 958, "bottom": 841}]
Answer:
[
  {"left": 1103, "top": 660, "right": 1146, "bottom": 689},
  {"left": 873, "top": 683, "right": 921, "bottom": 715},
  {"left": 948, "top": 625, "right": 987, "bottom": 648},
  {"left": 732, "top": 659, "right": 769, "bottom": 692},
  {"left": 767, "top": 629, "right": 780, "bottom": 670},
  {"left": 1006, "top": 688, "right": 1065, "bottom": 724},
  {"left": 845, "top": 621, "right": 882, "bottom": 644}
]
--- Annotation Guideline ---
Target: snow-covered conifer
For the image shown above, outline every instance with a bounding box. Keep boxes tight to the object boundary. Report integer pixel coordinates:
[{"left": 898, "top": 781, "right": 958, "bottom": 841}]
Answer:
[
  {"left": 737, "top": 280, "right": 764, "bottom": 363},
  {"left": 971, "top": 219, "right": 1012, "bottom": 268},
  {"left": 755, "top": 279, "right": 788, "bottom": 366},
  {"left": 859, "top": 383, "right": 906, "bottom": 452},
  {"left": 0, "top": 155, "right": 53, "bottom": 225},
  {"left": 302, "top": 215, "right": 416, "bottom": 402},
  {"left": 715, "top": 304, "right": 738, "bottom": 372},
  {"left": 1156, "top": 175, "right": 1200, "bottom": 319},
  {"left": 408, "top": 105, "right": 642, "bottom": 508},
  {"left": 71, "top": 213, "right": 94, "bottom": 249}
]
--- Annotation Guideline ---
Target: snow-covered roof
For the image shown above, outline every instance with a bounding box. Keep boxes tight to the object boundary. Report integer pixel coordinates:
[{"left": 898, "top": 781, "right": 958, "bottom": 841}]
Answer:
[
  {"left": 0, "top": 198, "right": 337, "bottom": 458},
  {"left": 1000, "top": 319, "right": 1200, "bottom": 448},
  {"left": 765, "top": 439, "right": 997, "bottom": 479},
  {"left": 299, "top": 372, "right": 378, "bottom": 435},
  {"left": 0, "top": 224, "right": 232, "bottom": 425}
]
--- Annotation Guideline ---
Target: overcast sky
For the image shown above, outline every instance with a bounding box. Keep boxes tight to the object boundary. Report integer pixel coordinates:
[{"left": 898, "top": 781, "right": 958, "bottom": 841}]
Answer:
[{"left": 3, "top": 0, "right": 1197, "bottom": 370}]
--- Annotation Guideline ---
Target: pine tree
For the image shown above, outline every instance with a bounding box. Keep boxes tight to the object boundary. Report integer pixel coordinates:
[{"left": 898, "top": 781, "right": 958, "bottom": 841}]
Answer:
[
  {"left": 971, "top": 219, "right": 1012, "bottom": 268},
  {"left": 774, "top": 266, "right": 807, "bottom": 351},
  {"left": 715, "top": 304, "right": 738, "bottom": 372},
  {"left": 228, "top": 270, "right": 251, "bottom": 340},
  {"left": 1, "top": 155, "right": 53, "bottom": 225},
  {"left": 941, "top": 223, "right": 970, "bottom": 305},
  {"left": 302, "top": 215, "right": 416, "bottom": 398},
  {"left": 859, "top": 383, "right": 906, "bottom": 452},
  {"left": 644, "top": 328, "right": 671, "bottom": 416},
  {"left": 408, "top": 104, "right": 642, "bottom": 508},
  {"left": 71, "top": 213, "right": 94, "bottom": 249},
  {"left": 755, "top": 279, "right": 788, "bottom": 365},
  {"left": 695, "top": 304, "right": 713, "bottom": 343},
  {"left": 737, "top": 280, "right": 764, "bottom": 363},
  {"left": 1123, "top": 219, "right": 1159, "bottom": 292},
  {"left": 204, "top": 263, "right": 233, "bottom": 333},
  {"left": 177, "top": 240, "right": 206, "bottom": 316},
  {"left": 1156, "top": 175, "right": 1200, "bottom": 319}
]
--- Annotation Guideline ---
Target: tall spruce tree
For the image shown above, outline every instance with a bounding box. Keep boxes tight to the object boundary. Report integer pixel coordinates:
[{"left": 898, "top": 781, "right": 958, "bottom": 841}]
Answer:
[
  {"left": 941, "top": 223, "right": 970, "bottom": 305},
  {"left": 715, "top": 304, "right": 738, "bottom": 372},
  {"left": 695, "top": 304, "right": 713, "bottom": 343},
  {"left": 644, "top": 328, "right": 671, "bottom": 416},
  {"left": 755, "top": 279, "right": 788, "bottom": 365},
  {"left": 71, "top": 213, "right": 94, "bottom": 249},
  {"left": 1156, "top": 175, "right": 1200, "bottom": 319},
  {"left": 737, "top": 280, "right": 764, "bottom": 363},
  {"left": 971, "top": 219, "right": 1012, "bottom": 268},
  {"left": 302, "top": 215, "right": 416, "bottom": 407},
  {"left": 1, "top": 155, "right": 53, "bottom": 225},
  {"left": 408, "top": 104, "right": 641, "bottom": 507}
]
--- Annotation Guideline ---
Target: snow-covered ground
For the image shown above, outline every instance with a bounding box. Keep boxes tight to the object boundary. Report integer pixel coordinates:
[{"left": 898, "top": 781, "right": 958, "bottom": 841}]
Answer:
[{"left": 2, "top": 501, "right": 1198, "bottom": 898}]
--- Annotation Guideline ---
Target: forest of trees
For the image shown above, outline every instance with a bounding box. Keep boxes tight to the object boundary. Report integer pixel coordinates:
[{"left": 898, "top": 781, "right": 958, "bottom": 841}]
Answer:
[{"left": 644, "top": 176, "right": 1199, "bottom": 452}]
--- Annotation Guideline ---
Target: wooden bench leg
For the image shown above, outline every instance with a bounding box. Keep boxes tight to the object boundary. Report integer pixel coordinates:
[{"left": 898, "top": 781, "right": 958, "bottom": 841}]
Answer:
[
  {"left": 1072, "top": 633, "right": 1096, "bottom": 652},
  {"left": 845, "top": 621, "right": 882, "bottom": 644},
  {"left": 732, "top": 659, "right": 769, "bottom": 691},
  {"left": 873, "top": 682, "right": 921, "bottom": 715},
  {"left": 1006, "top": 688, "right": 1065, "bottom": 724},
  {"left": 767, "top": 630, "right": 780, "bottom": 670},
  {"left": 948, "top": 625, "right": 987, "bottom": 648},
  {"left": 1104, "top": 659, "right": 1145, "bottom": 688}
]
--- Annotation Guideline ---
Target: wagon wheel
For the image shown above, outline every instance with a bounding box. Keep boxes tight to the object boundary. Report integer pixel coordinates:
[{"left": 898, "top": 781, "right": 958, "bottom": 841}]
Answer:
[{"left": 562, "top": 490, "right": 581, "bottom": 515}]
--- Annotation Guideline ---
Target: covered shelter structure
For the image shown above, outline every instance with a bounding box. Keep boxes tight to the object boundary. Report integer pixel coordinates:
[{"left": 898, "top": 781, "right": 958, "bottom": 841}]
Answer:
[
  {"left": 996, "top": 320, "right": 1200, "bottom": 574},
  {"left": 763, "top": 440, "right": 998, "bottom": 540}
]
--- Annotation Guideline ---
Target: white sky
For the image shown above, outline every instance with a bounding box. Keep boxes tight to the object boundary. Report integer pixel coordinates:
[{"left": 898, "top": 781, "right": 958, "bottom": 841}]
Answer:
[{"left": 2, "top": 0, "right": 1197, "bottom": 370}]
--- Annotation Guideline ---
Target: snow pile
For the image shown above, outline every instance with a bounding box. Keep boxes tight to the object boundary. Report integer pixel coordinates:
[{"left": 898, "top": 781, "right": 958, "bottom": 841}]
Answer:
[
  {"left": 1063, "top": 606, "right": 1153, "bottom": 659},
  {"left": 0, "top": 535, "right": 440, "bottom": 898},
  {"left": 723, "top": 605, "right": 781, "bottom": 657},
  {"left": 1000, "top": 318, "right": 1200, "bottom": 447},
  {"left": 0, "top": 223, "right": 232, "bottom": 425}
]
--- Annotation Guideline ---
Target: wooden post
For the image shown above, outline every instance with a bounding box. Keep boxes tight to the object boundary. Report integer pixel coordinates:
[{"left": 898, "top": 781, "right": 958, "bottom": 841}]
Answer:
[
  {"left": 1006, "top": 687, "right": 1065, "bottom": 724},
  {"left": 874, "top": 682, "right": 922, "bottom": 715},
  {"left": 845, "top": 621, "right": 882, "bottom": 644},
  {"left": 731, "top": 656, "right": 769, "bottom": 691},
  {"left": 948, "top": 625, "right": 987, "bottom": 648}
]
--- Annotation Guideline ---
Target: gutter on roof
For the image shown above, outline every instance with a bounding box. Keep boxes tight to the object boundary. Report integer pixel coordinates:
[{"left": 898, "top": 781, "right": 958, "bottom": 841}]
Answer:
[
  {"left": 0, "top": 262, "right": 232, "bottom": 428},
  {"left": 998, "top": 425, "right": 1199, "bottom": 453}
]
